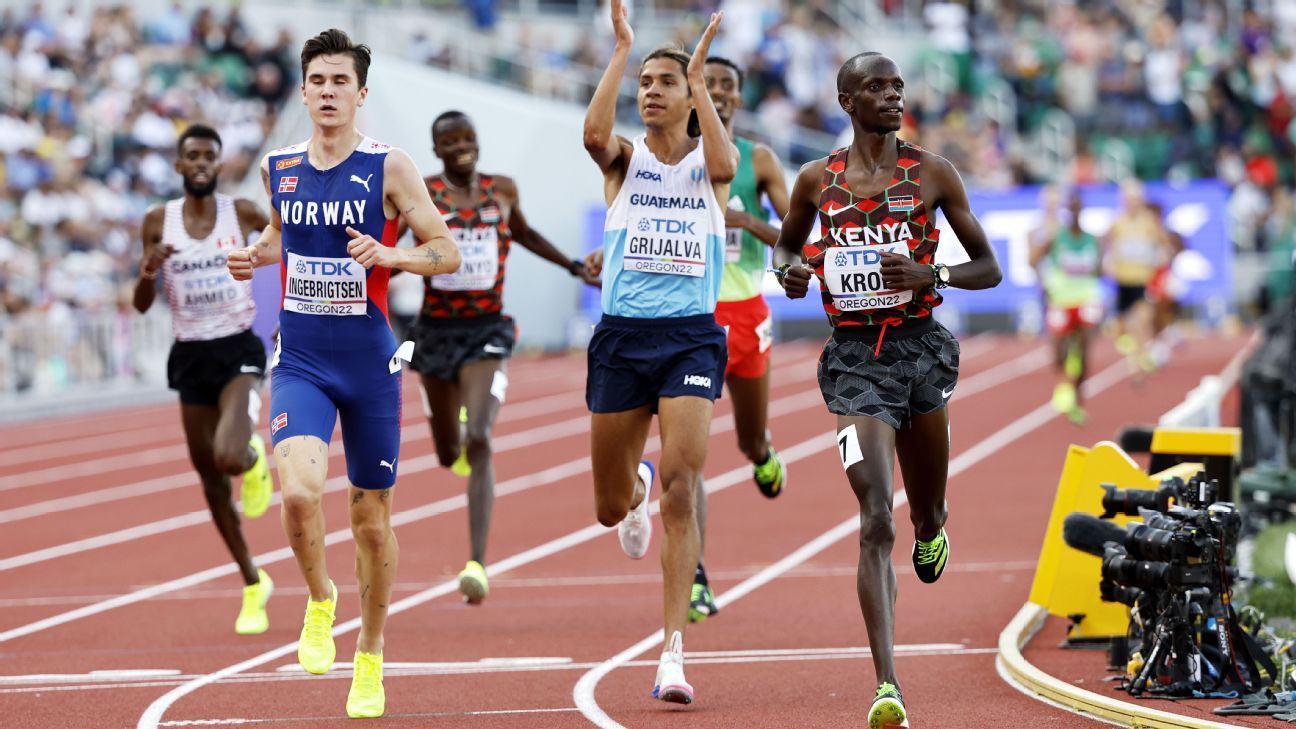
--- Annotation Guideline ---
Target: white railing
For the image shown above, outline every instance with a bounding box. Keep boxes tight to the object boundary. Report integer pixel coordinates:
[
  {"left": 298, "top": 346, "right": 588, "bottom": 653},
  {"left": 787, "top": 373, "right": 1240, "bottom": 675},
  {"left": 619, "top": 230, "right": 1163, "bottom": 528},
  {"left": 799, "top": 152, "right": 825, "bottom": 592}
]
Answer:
[{"left": 0, "top": 306, "right": 172, "bottom": 399}]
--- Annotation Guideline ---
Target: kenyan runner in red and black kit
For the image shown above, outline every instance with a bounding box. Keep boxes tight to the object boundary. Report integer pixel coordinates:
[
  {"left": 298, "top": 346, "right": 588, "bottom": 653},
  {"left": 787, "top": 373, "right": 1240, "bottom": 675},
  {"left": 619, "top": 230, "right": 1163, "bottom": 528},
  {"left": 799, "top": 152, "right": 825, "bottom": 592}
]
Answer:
[
  {"left": 409, "top": 111, "right": 597, "bottom": 605},
  {"left": 774, "top": 53, "right": 1001, "bottom": 728}
]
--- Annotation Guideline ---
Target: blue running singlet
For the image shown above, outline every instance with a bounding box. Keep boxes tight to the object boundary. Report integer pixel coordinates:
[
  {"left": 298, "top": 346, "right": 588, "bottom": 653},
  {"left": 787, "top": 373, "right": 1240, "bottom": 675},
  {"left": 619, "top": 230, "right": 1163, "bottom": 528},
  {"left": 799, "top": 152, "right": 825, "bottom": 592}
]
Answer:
[{"left": 266, "top": 136, "right": 404, "bottom": 489}]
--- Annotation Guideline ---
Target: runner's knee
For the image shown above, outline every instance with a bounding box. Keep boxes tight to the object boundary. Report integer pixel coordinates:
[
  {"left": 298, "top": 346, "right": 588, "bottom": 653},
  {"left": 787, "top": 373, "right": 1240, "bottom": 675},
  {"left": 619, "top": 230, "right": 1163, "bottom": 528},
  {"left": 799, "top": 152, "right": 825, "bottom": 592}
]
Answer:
[
  {"left": 859, "top": 509, "right": 896, "bottom": 548},
  {"left": 350, "top": 509, "right": 391, "bottom": 552},
  {"left": 464, "top": 429, "right": 491, "bottom": 462},
  {"left": 596, "top": 495, "right": 629, "bottom": 527},
  {"left": 212, "top": 442, "right": 249, "bottom": 476},
  {"left": 281, "top": 486, "right": 322, "bottom": 524},
  {"left": 659, "top": 479, "right": 695, "bottom": 526}
]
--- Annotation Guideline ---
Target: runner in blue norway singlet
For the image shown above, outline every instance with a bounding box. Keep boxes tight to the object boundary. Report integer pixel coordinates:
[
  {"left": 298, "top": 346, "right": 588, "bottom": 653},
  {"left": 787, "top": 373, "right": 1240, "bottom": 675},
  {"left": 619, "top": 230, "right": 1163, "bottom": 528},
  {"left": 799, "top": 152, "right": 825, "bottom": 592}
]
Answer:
[{"left": 266, "top": 137, "right": 404, "bottom": 489}]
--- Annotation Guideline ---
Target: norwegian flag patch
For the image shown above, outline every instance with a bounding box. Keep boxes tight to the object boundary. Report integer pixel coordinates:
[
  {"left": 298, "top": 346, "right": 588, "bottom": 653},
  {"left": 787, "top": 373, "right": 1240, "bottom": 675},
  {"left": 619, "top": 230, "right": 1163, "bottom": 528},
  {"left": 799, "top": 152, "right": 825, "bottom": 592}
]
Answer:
[
  {"left": 278, "top": 176, "right": 298, "bottom": 194},
  {"left": 887, "top": 195, "right": 915, "bottom": 213},
  {"left": 271, "top": 412, "right": 288, "bottom": 435}
]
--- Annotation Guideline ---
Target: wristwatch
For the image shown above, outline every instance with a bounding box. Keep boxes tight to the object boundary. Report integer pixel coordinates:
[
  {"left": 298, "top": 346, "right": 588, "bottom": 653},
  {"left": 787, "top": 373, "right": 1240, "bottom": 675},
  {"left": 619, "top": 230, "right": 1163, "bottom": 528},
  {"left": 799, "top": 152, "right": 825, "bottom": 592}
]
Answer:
[{"left": 931, "top": 263, "right": 950, "bottom": 289}]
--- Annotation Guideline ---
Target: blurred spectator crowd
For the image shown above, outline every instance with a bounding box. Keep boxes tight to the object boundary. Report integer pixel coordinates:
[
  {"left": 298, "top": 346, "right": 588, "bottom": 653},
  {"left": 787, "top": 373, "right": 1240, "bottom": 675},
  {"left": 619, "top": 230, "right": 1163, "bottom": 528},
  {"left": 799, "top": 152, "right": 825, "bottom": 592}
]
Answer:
[
  {"left": 411, "top": 0, "right": 1294, "bottom": 266},
  {"left": 0, "top": 2, "right": 294, "bottom": 394}
]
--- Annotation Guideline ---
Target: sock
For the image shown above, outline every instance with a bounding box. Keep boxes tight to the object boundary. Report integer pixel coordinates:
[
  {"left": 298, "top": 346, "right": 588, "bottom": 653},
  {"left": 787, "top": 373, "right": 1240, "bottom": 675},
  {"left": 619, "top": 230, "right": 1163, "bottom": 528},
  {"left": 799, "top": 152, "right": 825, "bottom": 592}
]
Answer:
[{"left": 694, "top": 562, "right": 708, "bottom": 586}]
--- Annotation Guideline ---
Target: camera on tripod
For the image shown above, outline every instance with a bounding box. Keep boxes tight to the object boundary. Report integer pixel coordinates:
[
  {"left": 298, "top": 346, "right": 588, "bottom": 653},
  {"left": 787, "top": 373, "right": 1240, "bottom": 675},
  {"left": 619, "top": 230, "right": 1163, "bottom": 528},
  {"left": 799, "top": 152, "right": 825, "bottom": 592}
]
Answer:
[{"left": 1061, "top": 473, "right": 1265, "bottom": 698}]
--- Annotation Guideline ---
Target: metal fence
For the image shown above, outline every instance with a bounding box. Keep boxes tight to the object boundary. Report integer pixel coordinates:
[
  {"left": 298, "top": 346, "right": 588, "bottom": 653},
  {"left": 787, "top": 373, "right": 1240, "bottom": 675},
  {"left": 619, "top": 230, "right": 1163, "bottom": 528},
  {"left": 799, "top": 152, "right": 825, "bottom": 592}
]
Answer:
[{"left": 0, "top": 306, "right": 172, "bottom": 399}]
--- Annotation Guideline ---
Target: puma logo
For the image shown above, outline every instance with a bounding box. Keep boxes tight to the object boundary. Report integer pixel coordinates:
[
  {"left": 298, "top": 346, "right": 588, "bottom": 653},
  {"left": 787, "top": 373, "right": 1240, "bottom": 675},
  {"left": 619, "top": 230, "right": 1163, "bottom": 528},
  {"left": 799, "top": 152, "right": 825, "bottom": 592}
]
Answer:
[
  {"left": 379, "top": 459, "right": 396, "bottom": 472},
  {"left": 350, "top": 173, "right": 373, "bottom": 193}
]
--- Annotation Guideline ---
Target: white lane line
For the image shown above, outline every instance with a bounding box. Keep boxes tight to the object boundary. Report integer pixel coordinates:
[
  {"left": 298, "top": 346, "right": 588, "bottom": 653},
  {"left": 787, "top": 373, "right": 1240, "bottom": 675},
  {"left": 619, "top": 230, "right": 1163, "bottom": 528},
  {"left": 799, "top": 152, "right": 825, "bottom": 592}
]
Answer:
[
  {"left": 572, "top": 354, "right": 1133, "bottom": 729},
  {"left": 134, "top": 348, "right": 1053, "bottom": 729},
  {"left": 155, "top": 707, "right": 582, "bottom": 725},
  {"left": 0, "top": 356, "right": 822, "bottom": 521},
  {"left": 0, "top": 560, "right": 1040, "bottom": 609},
  {"left": 0, "top": 347, "right": 1047, "bottom": 643},
  {"left": 1, "top": 646, "right": 999, "bottom": 696}
]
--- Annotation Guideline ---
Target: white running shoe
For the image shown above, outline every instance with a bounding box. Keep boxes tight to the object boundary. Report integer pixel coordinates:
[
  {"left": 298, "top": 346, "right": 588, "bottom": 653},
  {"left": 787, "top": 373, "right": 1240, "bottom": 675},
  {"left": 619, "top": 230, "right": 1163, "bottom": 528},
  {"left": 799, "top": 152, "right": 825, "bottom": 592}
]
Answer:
[
  {"left": 618, "top": 460, "right": 654, "bottom": 559},
  {"left": 652, "top": 630, "right": 693, "bottom": 704}
]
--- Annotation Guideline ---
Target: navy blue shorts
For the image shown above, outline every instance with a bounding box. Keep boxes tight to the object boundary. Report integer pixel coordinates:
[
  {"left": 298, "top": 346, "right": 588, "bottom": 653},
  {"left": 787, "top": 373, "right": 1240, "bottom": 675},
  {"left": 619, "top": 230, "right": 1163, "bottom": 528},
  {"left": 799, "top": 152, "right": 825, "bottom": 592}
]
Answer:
[
  {"left": 270, "top": 339, "right": 404, "bottom": 490},
  {"left": 586, "top": 314, "right": 727, "bottom": 414}
]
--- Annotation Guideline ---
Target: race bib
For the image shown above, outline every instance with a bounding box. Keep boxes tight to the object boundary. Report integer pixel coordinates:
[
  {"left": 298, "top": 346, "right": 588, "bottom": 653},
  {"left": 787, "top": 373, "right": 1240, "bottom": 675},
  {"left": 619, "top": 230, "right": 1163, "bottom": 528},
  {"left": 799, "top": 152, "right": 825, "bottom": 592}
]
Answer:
[
  {"left": 725, "top": 227, "right": 743, "bottom": 263},
  {"left": 624, "top": 217, "right": 707, "bottom": 278},
  {"left": 725, "top": 194, "right": 744, "bottom": 263},
  {"left": 284, "top": 252, "right": 367, "bottom": 316},
  {"left": 432, "top": 226, "right": 499, "bottom": 291},
  {"left": 823, "top": 241, "right": 914, "bottom": 311},
  {"left": 167, "top": 251, "right": 248, "bottom": 316}
]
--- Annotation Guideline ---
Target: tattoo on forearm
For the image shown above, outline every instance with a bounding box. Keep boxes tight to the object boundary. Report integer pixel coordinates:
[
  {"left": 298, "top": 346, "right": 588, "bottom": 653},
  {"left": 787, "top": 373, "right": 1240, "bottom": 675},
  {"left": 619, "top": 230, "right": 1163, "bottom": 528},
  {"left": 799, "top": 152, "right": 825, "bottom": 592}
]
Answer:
[
  {"left": 424, "top": 248, "right": 443, "bottom": 267},
  {"left": 403, "top": 205, "right": 414, "bottom": 214}
]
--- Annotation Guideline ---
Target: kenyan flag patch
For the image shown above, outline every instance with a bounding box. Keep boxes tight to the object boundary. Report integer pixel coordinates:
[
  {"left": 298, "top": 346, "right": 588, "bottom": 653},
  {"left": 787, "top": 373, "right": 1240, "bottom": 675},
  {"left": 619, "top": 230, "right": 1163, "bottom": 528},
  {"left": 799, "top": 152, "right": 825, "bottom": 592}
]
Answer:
[{"left": 887, "top": 195, "right": 915, "bottom": 213}]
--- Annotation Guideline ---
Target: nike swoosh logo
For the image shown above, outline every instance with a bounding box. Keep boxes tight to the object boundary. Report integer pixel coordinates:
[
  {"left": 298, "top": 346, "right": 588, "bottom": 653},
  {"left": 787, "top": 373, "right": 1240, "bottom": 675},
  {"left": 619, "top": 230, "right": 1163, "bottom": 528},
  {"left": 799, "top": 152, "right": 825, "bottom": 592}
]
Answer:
[
  {"left": 941, "top": 387, "right": 954, "bottom": 399},
  {"left": 483, "top": 344, "right": 507, "bottom": 354},
  {"left": 822, "top": 204, "right": 854, "bottom": 218},
  {"left": 240, "top": 365, "right": 263, "bottom": 375}
]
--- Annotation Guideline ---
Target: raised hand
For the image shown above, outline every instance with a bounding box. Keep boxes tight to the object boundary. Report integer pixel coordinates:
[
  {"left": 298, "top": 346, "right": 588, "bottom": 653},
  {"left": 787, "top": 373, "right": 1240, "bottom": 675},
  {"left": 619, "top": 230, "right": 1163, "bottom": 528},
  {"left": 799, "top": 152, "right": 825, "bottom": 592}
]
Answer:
[
  {"left": 611, "top": 0, "right": 633, "bottom": 48},
  {"left": 687, "top": 11, "right": 723, "bottom": 80},
  {"left": 226, "top": 246, "right": 259, "bottom": 281}
]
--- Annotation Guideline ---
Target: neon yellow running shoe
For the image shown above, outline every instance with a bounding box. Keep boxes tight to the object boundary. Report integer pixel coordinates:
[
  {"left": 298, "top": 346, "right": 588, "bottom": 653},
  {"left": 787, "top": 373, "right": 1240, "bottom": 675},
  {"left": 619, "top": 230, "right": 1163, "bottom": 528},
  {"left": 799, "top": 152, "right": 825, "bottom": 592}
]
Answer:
[
  {"left": 1067, "top": 405, "right": 1088, "bottom": 426},
  {"left": 752, "top": 447, "right": 785, "bottom": 499},
  {"left": 234, "top": 569, "right": 273, "bottom": 635},
  {"left": 1051, "top": 382, "right": 1076, "bottom": 414},
  {"left": 298, "top": 580, "right": 337, "bottom": 674},
  {"left": 346, "top": 651, "right": 385, "bottom": 718},
  {"left": 1116, "top": 333, "right": 1137, "bottom": 355},
  {"left": 458, "top": 560, "right": 488, "bottom": 605},
  {"left": 911, "top": 528, "right": 949, "bottom": 584},
  {"left": 869, "top": 682, "right": 908, "bottom": 728},
  {"left": 451, "top": 406, "right": 471, "bottom": 476},
  {"left": 688, "top": 582, "right": 718, "bottom": 623},
  {"left": 241, "top": 434, "right": 272, "bottom": 519}
]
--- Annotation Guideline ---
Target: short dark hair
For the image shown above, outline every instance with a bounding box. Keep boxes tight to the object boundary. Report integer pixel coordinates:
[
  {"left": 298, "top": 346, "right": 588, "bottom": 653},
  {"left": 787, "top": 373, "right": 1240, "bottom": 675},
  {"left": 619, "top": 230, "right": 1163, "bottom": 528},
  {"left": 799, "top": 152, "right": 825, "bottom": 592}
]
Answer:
[
  {"left": 640, "top": 45, "right": 699, "bottom": 138},
  {"left": 431, "top": 110, "right": 471, "bottom": 141},
  {"left": 301, "top": 28, "right": 372, "bottom": 87},
  {"left": 837, "top": 51, "right": 883, "bottom": 93},
  {"left": 176, "top": 123, "right": 221, "bottom": 155},
  {"left": 705, "top": 56, "right": 744, "bottom": 90}
]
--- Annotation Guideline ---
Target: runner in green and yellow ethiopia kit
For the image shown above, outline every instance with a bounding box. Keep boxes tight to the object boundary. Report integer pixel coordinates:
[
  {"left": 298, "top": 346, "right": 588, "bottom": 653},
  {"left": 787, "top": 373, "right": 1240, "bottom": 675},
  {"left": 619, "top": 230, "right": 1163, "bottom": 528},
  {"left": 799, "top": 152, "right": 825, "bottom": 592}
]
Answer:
[
  {"left": 1030, "top": 189, "right": 1102, "bottom": 425},
  {"left": 686, "top": 57, "right": 792, "bottom": 622}
]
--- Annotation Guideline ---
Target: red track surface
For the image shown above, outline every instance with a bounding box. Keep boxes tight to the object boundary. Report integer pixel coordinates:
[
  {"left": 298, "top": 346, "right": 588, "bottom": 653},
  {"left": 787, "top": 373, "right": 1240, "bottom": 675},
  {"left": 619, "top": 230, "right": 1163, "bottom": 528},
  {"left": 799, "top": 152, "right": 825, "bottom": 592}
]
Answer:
[{"left": 0, "top": 333, "right": 1246, "bottom": 728}]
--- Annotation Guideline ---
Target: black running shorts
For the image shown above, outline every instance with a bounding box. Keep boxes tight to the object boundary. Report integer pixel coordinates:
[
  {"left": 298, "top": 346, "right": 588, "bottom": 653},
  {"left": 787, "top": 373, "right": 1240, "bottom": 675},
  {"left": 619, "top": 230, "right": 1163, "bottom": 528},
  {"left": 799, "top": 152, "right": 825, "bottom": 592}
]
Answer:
[
  {"left": 410, "top": 313, "right": 516, "bottom": 381},
  {"left": 167, "top": 329, "right": 266, "bottom": 406},
  {"left": 817, "top": 317, "right": 960, "bottom": 429}
]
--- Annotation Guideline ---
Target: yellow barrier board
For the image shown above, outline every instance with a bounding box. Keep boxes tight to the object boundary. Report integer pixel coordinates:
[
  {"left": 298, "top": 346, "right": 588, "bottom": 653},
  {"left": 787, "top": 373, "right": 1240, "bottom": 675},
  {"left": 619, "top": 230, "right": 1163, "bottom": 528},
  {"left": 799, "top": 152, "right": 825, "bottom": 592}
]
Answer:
[{"left": 1028, "top": 441, "right": 1204, "bottom": 639}]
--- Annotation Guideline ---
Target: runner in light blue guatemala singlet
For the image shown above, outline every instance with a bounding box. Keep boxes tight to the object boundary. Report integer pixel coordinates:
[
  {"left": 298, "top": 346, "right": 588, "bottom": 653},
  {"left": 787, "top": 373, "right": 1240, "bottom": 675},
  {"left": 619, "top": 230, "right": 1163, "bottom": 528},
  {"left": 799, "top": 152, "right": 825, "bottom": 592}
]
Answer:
[{"left": 580, "top": 3, "right": 737, "bottom": 705}]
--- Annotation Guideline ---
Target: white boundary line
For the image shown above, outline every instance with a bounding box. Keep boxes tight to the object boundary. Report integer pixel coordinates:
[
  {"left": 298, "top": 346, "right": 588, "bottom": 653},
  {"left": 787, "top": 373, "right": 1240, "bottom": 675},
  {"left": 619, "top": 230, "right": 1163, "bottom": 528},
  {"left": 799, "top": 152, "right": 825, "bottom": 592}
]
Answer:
[{"left": 571, "top": 355, "right": 1133, "bottom": 728}]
